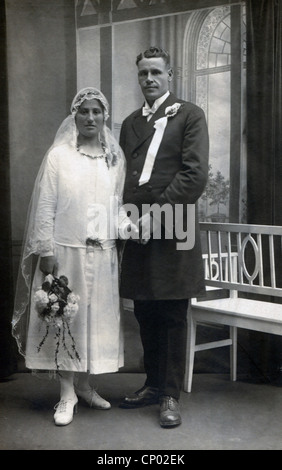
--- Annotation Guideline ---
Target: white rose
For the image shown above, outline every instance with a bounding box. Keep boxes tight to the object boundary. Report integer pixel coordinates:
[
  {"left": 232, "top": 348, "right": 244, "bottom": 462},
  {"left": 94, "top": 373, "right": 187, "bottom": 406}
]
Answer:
[{"left": 49, "top": 293, "right": 58, "bottom": 303}]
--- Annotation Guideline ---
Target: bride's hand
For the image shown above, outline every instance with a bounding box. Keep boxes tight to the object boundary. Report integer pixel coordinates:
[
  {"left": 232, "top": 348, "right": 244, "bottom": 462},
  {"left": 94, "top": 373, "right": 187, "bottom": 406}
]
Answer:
[{"left": 39, "top": 255, "right": 57, "bottom": 275}]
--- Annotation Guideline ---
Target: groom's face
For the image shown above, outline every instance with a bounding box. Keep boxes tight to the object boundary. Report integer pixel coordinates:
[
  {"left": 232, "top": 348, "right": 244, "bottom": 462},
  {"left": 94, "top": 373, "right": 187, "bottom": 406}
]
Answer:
[{"left": 137, "top": 57, "right": 172, "bottom": 106}]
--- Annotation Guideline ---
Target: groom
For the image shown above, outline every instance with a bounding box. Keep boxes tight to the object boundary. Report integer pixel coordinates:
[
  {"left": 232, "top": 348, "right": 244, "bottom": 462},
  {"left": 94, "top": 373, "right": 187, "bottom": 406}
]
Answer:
[{"left": 119, "top": 46, "right": 209, "bottom": 427}]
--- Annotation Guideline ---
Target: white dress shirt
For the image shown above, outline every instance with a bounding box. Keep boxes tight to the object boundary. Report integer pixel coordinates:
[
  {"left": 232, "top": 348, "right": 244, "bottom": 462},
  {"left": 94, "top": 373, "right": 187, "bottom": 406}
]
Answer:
[{"left": 142, "top": 91, "right": 170, "bottom": 121}]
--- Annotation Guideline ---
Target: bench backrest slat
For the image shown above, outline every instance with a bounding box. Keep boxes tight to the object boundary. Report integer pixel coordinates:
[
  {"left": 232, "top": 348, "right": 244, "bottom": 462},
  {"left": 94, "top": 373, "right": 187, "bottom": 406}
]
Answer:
[
  {"left": 200, "top": 222, "right": 282, "bottom": 298},
  {"left": 269, "top": 234, "right": 276, "bottom": 288}
]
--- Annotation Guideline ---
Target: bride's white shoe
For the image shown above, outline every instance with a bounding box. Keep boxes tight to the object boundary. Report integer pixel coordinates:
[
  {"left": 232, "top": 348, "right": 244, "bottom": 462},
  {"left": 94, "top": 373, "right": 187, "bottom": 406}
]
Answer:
[
  {"left": 54, "top": 396, "right": 78, "bottom": 426},
  {"left": 75, "top": 388, "right": 111, "bottom": 410}
]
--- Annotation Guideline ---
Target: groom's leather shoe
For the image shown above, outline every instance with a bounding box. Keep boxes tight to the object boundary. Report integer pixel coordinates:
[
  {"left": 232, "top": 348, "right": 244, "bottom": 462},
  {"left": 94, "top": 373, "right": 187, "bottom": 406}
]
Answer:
[
  {"left": 159, "top": 396, "right": 181, "bottom": 428},
  {"left": 119, "top": 386, "right": 159, "bottom": 409}
]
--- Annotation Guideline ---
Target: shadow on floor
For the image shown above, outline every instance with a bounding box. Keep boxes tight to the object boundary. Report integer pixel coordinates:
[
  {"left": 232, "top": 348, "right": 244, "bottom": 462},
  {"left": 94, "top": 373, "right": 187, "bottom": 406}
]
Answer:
[{"left": 1, "top": 371, "right": 282, "bottom": 451}]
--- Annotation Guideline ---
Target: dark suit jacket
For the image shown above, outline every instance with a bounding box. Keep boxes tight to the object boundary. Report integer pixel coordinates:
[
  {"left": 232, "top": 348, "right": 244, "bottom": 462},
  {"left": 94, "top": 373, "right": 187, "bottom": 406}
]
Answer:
[{"left": 119, "top": 92, "right": 209, "bottom": 300}]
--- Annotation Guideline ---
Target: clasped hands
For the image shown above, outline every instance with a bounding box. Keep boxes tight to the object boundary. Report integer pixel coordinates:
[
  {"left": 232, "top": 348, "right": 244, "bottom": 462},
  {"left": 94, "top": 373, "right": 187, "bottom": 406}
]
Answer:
[{"left": 127, "top": 212, "right": 153, "bottom": 245}]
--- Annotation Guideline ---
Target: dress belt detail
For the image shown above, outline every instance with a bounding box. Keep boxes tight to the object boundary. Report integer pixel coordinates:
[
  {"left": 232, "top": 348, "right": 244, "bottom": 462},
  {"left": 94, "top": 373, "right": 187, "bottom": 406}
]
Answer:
[{"left": 86, "top": 238, "right": 115, "bottom": 251}]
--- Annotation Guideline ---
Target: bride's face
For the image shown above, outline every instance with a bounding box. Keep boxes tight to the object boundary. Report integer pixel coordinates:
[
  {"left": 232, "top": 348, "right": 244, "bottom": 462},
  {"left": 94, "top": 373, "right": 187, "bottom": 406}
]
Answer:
[{"left": 75, "top": 99, "right": 104, "bottom": 139}]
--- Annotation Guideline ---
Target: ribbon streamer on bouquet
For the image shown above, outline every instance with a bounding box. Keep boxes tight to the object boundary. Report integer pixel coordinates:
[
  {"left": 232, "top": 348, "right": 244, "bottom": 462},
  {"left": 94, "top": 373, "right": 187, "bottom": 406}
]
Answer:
[{"left": 139, "top": 116, "right": 168, "bottom": 186}]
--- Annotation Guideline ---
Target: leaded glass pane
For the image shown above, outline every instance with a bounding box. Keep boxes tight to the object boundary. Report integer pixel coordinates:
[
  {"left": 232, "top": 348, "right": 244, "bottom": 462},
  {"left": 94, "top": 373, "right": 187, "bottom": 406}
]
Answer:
[
  {"left": 209, "top": 53, "right": 217, "bottom": 68},
  {"left": 197, "top": 6, "right": 230, "bottom": 70},
  {"left": 210, "top": 37, "right": 227, "bottom": 54},
  {"left": 217, "top": 53, "right": 229, "bottom": 67}
]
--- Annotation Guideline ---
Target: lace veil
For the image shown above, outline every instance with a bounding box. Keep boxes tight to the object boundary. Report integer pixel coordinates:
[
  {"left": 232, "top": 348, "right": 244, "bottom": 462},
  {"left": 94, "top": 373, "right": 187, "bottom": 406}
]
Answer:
[{"left": 12, "top": 87, "right": 126, "bottom": 358}]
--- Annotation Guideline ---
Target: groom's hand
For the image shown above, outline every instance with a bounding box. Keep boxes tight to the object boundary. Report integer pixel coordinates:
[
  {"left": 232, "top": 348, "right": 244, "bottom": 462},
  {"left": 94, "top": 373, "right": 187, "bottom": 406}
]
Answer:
[{"left": 138, "top": 213, "right": 153, "bottom": 245}]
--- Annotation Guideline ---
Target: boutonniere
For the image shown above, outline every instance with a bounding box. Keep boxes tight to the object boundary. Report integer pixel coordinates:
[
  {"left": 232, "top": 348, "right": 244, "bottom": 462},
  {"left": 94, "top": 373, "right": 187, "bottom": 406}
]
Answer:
[{"left": 165, "top": 102, "right": 183, "bottom": 118}]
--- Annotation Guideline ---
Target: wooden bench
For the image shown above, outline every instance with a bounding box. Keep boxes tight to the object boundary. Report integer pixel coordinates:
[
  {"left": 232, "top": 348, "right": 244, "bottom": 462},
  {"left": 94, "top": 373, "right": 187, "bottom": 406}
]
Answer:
[{"left": 184, "top": 222, "right": 282, "bottom": 392}]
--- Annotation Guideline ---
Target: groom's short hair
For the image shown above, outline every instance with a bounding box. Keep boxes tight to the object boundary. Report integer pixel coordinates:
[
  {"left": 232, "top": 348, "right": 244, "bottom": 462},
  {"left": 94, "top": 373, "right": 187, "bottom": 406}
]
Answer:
[{"left": 136, "top": 46, "right": 171, "bottom": 67}]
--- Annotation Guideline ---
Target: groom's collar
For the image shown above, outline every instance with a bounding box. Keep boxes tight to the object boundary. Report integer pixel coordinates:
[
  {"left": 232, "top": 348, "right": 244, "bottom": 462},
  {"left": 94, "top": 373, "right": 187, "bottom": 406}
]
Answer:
[{"left": 143, "top": 91, "right": 170, "bottom": 119}]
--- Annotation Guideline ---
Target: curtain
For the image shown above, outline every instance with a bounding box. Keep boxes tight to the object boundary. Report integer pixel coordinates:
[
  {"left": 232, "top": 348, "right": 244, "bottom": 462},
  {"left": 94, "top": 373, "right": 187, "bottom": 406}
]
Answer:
[
  {"left": 246, "top": 0, "right": 282, "bottom": 379},
  {"left": 273, "top": 1, "right": 282, "bottom": 226},
  {"left": 246, "top": 0, "right": 282, "bottom": 226},
  {"left": 0, "top": 2, "right": 17, "bottom": 378},
  {"left": 149, "top": 14, "right": 190, "bottom": 99}
]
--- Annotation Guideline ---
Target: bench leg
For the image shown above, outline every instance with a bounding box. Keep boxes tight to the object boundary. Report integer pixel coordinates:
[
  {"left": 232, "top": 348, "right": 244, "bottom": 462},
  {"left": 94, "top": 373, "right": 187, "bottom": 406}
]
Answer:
[
  {"left": 230, "top": 326, "right": 237, "bottom": 382},
  {"left": 184, "top": 311, "right": 197, "bottom": 393}
]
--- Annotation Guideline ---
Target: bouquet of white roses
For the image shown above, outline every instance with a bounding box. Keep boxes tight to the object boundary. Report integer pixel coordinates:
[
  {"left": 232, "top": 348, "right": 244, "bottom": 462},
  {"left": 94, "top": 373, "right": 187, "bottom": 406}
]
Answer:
[{"left": 34, "top": 274, "right": 80, "bottom": 369}]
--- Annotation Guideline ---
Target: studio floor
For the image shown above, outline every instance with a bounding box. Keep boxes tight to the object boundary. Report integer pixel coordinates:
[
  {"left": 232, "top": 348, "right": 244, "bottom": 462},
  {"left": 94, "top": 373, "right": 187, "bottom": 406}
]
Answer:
[{"left": 0, "top": 371, "right": 282, "bottom": 451}]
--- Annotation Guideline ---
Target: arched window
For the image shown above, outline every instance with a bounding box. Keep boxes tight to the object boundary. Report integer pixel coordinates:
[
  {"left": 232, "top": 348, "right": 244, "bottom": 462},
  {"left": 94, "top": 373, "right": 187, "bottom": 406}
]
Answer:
[{"left": 193, "top": 5, "right": 246, "bottom": 222}]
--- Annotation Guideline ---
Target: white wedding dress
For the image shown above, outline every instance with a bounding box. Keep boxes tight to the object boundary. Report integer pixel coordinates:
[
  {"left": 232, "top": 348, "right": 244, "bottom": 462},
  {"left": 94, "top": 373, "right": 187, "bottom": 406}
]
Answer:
[{"left": 25, "top": 143, "right": 129, "bottom": 374}]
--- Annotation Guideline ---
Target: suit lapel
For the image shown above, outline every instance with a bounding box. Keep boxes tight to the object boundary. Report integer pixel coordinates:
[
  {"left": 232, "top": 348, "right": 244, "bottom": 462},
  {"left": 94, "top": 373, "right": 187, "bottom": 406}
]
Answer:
[
  {"left": 152, "top": 93, "right": 177, "bottom": 123},
  {"left": 132, "top": 113, "right": 155, "bottom": 151},
  {"left": 131, "top": 93, "right": 178, "bottom": 152},
  {"left": 132, "top": 109, "right": 148, "bottom": 139}
]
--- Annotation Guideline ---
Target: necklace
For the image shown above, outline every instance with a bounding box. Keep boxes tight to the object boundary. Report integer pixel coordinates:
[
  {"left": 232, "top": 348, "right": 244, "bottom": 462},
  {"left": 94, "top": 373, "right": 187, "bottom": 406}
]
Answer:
[
  {"left": 76, "top": 143, "right": 104, "bottom": 159},
  {"left": 76, "top": 143, "right": 109, "bottom": 168}
]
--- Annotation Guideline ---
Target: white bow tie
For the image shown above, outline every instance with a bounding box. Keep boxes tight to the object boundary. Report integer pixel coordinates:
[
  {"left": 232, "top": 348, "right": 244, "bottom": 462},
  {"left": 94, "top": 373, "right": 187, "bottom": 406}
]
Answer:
[{"left": 142, "top": 106, "right": 156, "bottom": 117}]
